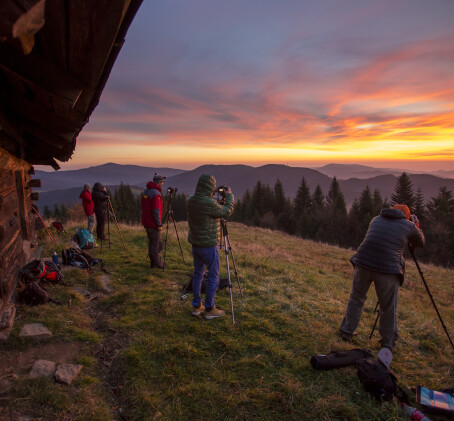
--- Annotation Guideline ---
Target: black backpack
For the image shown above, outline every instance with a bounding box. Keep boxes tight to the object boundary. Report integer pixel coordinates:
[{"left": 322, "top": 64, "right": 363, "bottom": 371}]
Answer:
[
  {"left": 17, "top": 281, "right": 49, "bottom": 305},
  {"left": 61, "top": 248, "right": 103, "bottom": 270},
  {"left": 182, "top": 272, "right": 230, "bottom": 294},
  {"left": 356, "top": 357, "right": 407, "bottom": 402}
]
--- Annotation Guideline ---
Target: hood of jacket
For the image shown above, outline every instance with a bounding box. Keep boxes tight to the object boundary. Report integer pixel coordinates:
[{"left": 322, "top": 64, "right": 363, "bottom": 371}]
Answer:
[
  {"left": 146, "top": 181, "right": 162, "bottom": 192},
  {"left": 380, "top": 208, "right": 407, "bottom": 220},
  {"left": 194, "top": 174, "right": 216, "bottom": 197},
  {"left": 93, "top": 182, "right": 104, "bottom": 192}
]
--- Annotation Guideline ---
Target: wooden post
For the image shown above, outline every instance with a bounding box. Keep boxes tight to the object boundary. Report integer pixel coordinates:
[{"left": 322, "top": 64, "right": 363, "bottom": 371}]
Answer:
[{"left": 14, "top": 170, "right": 30, "bottom": 240}]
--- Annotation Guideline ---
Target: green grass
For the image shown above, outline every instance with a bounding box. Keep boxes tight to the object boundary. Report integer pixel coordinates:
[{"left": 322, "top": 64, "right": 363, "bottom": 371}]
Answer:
[{"left": 2, "top": 221, "right": 453, "bottom": 420}]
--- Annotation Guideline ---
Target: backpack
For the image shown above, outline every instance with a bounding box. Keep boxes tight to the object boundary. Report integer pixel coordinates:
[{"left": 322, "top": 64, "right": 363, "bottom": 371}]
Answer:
[
  {"left": 73, "top": 228, "right": 95, "bottom": 249},
  {"left": 355, "top": 357, "right": 407, "bottom": 402},
  {"left": 17, "top": 260, "right": 63, "bottom": 306},
  {"left": 20, "top": 259, "right": 63, "bottom": 284},
  {"left": 61, "top": 248, "right": 103, "bottom": 270},
  {"left": 17, "top": 282, "right": 49, "bottom": 305},
  {"left": 182, "top": 272, "right": 230, "bottom": 295},
  {"left": 310, "top": 349, "right": 372, "bottom": 371}
]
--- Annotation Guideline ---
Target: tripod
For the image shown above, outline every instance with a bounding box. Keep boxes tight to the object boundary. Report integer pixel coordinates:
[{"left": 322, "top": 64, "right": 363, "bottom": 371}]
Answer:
[
  {"left": 220, "top": 218, "right": 243, "bottom": 326},
  {"left": 100, "top": 197, "right": 127, "bottom": 252},
  {"left": 370, "top": 246, "right": 454, "bottom": 349},
  {"left": 162, "top": 191, "right": 185, "bottom": 268}
]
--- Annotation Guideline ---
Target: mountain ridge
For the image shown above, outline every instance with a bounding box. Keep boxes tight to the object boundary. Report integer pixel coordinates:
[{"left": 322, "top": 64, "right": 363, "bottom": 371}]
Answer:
[{"left": 35, "top": 162, "right": 454, "bottom": 211}]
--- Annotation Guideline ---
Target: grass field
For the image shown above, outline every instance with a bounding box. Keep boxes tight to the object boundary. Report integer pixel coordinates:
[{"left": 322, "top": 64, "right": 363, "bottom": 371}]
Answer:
[{"left": 1, "top": 221, "right": 453, "bottom": 420}]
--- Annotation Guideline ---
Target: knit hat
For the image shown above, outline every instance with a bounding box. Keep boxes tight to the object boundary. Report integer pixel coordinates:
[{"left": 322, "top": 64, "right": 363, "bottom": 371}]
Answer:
[
  {"left": 84, "top": 184, "right": 91, "bottom": 190},
  {"left": 153, "top": 173, "right": 166, "bottom": 183},
  {"left": 392, "top": 204, "right": 411, "bottom": 220}
]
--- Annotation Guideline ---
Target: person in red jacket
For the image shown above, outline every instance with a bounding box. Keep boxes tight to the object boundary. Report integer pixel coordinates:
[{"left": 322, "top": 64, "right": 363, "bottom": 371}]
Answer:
[
  {"left": 79, "top": 184, "right": 95, "bottom": 234},
  {"left": 141, "top": 174, "right": 166, "bottom": 268}
]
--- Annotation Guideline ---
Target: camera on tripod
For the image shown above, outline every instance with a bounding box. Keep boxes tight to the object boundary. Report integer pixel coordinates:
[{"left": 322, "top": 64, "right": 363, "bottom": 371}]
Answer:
[
  {"left": 167, "top": 186, "right": 178, "bottom": 195},
  {"left": 215, "top": 185, "right": 229, "bottom": 205}
]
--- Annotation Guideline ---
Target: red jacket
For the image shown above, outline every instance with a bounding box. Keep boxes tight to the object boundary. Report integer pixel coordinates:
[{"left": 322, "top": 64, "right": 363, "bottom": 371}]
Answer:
[
  {"left": 141, "top": 182, "right": 163, "bottom": 229},
  {"left": 79, "top": 189, "right": 94, "bottom": 216}
]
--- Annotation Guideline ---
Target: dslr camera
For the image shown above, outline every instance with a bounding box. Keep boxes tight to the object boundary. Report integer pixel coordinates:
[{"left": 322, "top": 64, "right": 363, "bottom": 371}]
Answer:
[
  {"left": 167, "top": 186, "right": 178, "bottom": 195},
  {"left": 216, "top": 185, "right": 229, "bottom": 196}
]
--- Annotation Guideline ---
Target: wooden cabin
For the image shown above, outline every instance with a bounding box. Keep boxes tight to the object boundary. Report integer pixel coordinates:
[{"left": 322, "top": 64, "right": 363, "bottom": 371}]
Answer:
[{"left": 0, "top": 0, "right": 142, "bottom": 333}]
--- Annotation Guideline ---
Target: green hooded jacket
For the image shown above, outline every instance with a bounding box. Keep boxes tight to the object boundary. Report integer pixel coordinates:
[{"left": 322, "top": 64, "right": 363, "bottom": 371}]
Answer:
[{"left": 187, "top": 174, "right": 234, "bottom": 247}]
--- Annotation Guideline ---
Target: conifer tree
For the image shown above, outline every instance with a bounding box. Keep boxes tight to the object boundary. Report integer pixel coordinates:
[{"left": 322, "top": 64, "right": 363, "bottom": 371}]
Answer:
[
  {"left": 311, "top": 185, "right": 325, "bottom": 213},
  {"left": 372, "top": 189, "right": 384, "bottom": 215},
  {"left": 294, "top": 177, "right": 311, "bottom": 215},
  {"left": 60, "top": 204, "right": 69, "bottom": 223},
  {"left": 424, "top": 186, "right": 454, "bottom": 266},
  {"left": 43, "top": 205, "right": 51, "bottom": 219},
  {"left": 391, "top": 172, "right": 415, "bottom": 209},
  {"left": 273, "top": 179, "right": 286, "bottom": 216},
  {"left": 53, "top": 204, "right": 61, "bottom": 220},
  {"left": 413, "top": 187, "right": 426, "bottom": 225}
]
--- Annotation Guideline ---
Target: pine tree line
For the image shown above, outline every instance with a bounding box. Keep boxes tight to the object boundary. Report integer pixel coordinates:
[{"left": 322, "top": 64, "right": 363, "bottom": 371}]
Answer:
[
  {"left": 43, "top": 174, "right": 454, "bottom": 267},
  {"left": 231, "top": 172, "right": 454, "bottom": 267}
]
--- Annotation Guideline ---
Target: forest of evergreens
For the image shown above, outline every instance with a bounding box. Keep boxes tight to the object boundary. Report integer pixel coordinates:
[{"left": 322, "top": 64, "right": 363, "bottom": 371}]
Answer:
[{"left": 44, "top": 173, "right": 454, "bottom": 267}]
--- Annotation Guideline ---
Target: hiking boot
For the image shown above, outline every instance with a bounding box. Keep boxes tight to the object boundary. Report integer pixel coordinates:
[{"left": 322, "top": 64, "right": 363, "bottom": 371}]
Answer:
[
  {"left": 204, "top": 306, "right": 225, "bottom": 320},
  {"left": 340, "top": 330, "right": 358, "bottom": 341},
  {"left": 192, "top": 304, "right": 205, "bottom": 316}
]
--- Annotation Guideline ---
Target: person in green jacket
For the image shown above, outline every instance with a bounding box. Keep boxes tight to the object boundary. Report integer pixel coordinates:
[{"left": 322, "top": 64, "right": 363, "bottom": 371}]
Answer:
[{"left": 187, "top": 174, "right": 234, "bottom": 319}]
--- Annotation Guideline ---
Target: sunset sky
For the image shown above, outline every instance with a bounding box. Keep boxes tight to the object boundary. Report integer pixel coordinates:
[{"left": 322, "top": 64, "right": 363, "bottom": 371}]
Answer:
[{"left": 65, "top": 0, "right": 454, "bottom": 171}]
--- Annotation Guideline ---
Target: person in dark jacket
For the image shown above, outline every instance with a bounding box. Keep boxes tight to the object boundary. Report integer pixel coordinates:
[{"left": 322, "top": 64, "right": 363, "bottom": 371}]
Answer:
[
  {"left": 79, "top": 184, "right": 95, "bottom": 234},
  {"left": 340, "top": 204, "right": 425, "bottom": 350},
  {"left": 141, "top": 173, "right": 166, "bottom": 268},
  {"left": 92, "top": 182, "right": 109, "bottom": 241},
  {"left": 187, "top": 174, "right": 234, "bottom": 319}
]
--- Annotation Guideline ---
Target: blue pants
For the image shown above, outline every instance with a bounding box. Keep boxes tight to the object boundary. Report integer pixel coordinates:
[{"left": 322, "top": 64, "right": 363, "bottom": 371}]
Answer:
[{"left": 191, "top": 246, "right": 219, "bottom": 309}]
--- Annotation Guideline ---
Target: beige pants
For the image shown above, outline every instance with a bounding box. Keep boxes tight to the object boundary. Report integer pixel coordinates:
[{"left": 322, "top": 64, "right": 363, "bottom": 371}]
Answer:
[{"left": 340, "top": 265, "right": 401, "bottom": 349}]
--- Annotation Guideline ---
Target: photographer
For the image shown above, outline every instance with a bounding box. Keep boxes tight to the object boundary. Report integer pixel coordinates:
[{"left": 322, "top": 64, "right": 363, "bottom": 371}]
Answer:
[
  {"left": 92, "top": 182, "right": 109, "bottom": 241},
  {"left": 340, "top": 204, "right": 425, "bottom": 350},
  {"left": 187, "top": 174, "right": 234, "bottom": 319},
  {"left": 141, "top": 173, "right": 166, "bottom": 268},
  {"left": 79, "top": 184, "right": 94, "bottom": 234}
]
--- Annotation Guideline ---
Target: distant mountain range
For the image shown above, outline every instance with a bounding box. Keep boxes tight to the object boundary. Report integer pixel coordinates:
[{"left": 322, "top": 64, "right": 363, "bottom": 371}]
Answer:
[{"left": 35, "top": 163, "right": 454, "bottom": 210}]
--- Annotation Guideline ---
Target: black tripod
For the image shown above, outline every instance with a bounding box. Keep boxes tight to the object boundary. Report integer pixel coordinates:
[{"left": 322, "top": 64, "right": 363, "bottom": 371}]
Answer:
[
  {"left": 370, "top": 246, "right": 453, "bottom": 349},
  {"left": 162, "top": 190, "right": 185, "bottom": 269},
  {"left": 100, "top": 197, "right": 127, "bottom": 252},
  {"left": 220, "top": 218, "right": 243, "bottom": 326}
]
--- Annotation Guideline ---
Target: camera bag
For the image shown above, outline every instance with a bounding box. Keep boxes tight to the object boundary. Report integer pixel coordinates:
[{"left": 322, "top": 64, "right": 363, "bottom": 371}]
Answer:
[
  {"left": 355, "top": 357, "right": 407, "bottom": 402},
  {"left": 310, "top": 349, "right": 372, "bottom": 370}
]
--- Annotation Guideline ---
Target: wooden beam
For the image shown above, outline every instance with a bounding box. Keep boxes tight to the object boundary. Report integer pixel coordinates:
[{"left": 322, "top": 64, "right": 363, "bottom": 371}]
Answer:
[
  {"left": 68, "top": 0, "right": 127, "bottom": 86},
  {"left": 0, "top": 42, "right": 84, "bottom": 107}
]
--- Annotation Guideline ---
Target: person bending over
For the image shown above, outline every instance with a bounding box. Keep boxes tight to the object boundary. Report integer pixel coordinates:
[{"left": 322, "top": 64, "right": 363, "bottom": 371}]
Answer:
[{"left": 340, "top": 204, "right": 425, "bottom": 350}]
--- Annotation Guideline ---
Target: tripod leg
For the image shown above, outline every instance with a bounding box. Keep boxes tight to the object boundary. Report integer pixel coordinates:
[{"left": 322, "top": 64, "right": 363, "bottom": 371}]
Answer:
[
  {"left": 108, "top": 199, "right": 127, "bottom": 250},
  {"left": 369, "top": 301, "right": 380, "bottom": 340},
  {"left": 171, "top": 214, "right": 185, "bottom": 263},
  {"left": 225, "top": 235, "right": 242, "bottom": 297},
  {"left": 223, "top": 236, "right": 235, "bottom": 326},
  {"left": 162, "top": 211, "right": 170, "bottom": 268},
  {"left": 409, "top": 247, "right": 454, "bottom": 349}
]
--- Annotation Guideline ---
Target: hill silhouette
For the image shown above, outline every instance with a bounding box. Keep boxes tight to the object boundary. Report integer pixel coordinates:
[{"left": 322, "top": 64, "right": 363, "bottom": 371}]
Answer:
[{"left": 35, "top": 163, "right": 454, "bottom": 210}]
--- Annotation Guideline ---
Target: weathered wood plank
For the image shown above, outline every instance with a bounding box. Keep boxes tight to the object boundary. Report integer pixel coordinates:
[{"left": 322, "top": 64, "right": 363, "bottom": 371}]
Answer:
[
  {"left": 0, "top": 42, "right": 84, "bottom": 106},
  {"left": 0, "top": 0, "right": 43, "bottom": 39},
  {"left": 14, "top": 170, "right": 30, "bottom": 241},
  {"left": 0, "top": 170, "right": 14, "bottom": 194},
  {"left": 68, "top": 0, "right": 127, "bottom": 86}
]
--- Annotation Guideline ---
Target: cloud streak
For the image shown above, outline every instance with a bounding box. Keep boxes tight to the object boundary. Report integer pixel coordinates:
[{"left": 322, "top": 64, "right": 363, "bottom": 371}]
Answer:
[{"left": 67, "top": 0, "right": 454, "bottom": 169}]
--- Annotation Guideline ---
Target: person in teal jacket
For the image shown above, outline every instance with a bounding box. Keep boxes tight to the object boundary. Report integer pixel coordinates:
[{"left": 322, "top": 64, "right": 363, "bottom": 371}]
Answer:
[{"left": 187, "top": 174, "right": 234, "bottom": 319}]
